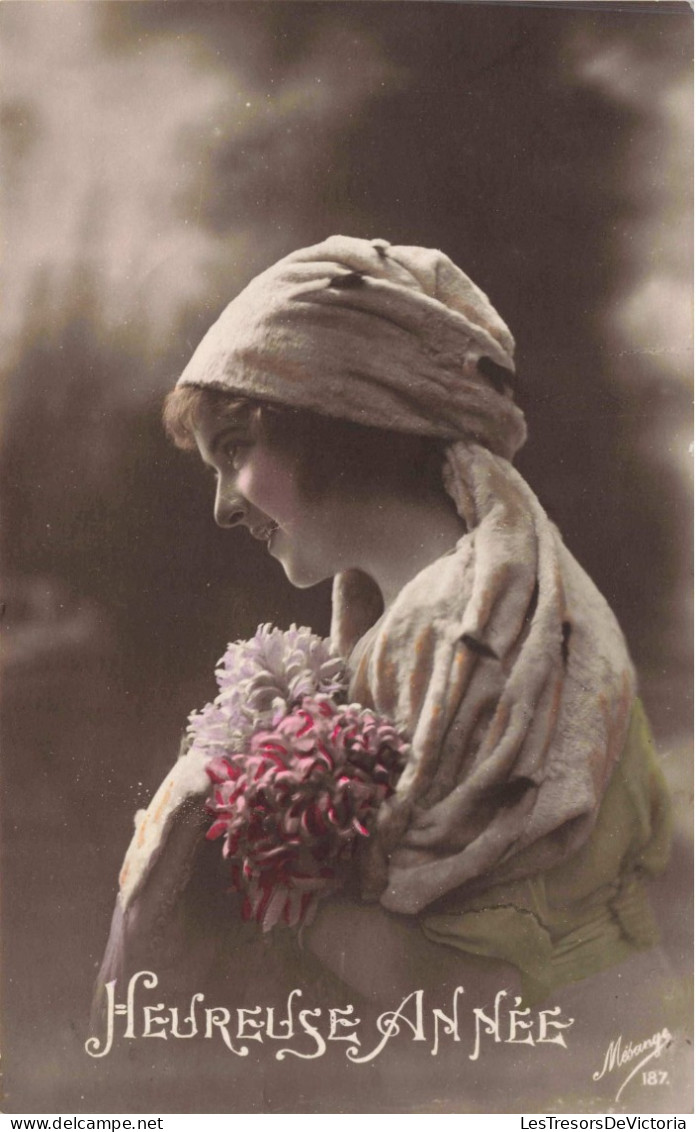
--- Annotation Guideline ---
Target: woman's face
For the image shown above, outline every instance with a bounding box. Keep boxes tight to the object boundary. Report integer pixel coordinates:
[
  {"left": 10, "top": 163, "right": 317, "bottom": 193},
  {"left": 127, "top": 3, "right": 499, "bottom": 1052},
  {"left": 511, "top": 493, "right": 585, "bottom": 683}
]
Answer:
[{"left": 192, "top": 400, "right": 350, "bottom": 588}]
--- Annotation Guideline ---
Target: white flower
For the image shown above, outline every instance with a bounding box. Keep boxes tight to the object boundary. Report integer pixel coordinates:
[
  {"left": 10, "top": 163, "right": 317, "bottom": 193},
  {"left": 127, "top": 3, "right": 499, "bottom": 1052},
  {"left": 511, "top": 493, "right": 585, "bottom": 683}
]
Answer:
[{"left": 186, "top": 624, "right": 348, "bottom": 760}]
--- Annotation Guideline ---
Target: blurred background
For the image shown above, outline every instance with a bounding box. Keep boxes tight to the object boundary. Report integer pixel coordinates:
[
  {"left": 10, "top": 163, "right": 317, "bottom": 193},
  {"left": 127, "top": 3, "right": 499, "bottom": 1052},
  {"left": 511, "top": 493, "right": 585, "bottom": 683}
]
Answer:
[{"left": 1, "top": 0, "right": 692, "bottom": 1113}]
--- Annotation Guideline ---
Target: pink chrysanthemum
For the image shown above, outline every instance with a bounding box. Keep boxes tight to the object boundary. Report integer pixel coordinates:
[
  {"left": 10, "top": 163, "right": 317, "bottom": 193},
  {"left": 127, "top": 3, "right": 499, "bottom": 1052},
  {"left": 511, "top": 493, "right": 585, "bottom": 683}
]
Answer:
[{"left": 205, "top": 696, "right": 409, "bottom": 931}]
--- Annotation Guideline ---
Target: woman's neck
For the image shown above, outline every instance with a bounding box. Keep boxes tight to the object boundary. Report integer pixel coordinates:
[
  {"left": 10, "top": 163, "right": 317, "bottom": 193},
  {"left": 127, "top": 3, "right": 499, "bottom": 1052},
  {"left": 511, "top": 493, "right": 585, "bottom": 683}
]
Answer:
[{"left": 349, "top": 489, "right": 467, "bottom": 609}]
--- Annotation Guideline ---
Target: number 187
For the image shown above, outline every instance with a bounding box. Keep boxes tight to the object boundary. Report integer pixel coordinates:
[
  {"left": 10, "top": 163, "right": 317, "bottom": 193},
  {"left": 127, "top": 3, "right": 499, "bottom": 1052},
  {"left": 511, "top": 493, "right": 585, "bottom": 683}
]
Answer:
[{"left": 642, "top": 1070, "right": 669, "bottom": 1086}]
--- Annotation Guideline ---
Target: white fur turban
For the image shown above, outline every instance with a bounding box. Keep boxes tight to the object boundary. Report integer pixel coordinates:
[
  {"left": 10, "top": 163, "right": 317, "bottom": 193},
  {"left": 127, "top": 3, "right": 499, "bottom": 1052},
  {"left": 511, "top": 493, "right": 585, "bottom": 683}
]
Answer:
[{"left": 177, "top": 235, "right": 527, "bottom": 461}]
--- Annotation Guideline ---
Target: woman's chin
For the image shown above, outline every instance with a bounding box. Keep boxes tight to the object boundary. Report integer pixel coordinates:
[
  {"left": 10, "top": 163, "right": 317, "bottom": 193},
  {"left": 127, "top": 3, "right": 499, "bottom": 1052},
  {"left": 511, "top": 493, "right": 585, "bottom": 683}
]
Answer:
[
  {"left": 282, "top": 567, "right": 328, "bottom": 590},
  {"left": 274, "top": 553, "right": 330, "bottom": 590}
]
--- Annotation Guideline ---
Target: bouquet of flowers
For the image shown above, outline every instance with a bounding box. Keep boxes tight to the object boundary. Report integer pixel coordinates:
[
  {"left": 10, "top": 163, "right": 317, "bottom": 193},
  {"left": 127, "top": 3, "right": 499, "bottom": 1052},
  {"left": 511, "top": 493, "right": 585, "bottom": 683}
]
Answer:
[{"left": 186, "top": 625, "right": 409, "bottom": 931}]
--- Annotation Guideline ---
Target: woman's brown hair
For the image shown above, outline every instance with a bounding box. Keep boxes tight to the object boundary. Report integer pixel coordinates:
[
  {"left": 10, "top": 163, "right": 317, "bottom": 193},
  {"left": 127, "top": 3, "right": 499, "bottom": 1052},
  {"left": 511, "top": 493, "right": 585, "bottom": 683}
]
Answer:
[{"left": 163, "top": 384, "right": 448, "bottom": 502}]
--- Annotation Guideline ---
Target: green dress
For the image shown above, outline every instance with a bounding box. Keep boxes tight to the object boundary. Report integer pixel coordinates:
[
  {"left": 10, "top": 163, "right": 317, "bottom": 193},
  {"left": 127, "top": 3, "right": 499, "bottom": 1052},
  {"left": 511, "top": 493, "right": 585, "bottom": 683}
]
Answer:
[{"left": 420, "top": 699, "right": 672, "bottom": 1002}]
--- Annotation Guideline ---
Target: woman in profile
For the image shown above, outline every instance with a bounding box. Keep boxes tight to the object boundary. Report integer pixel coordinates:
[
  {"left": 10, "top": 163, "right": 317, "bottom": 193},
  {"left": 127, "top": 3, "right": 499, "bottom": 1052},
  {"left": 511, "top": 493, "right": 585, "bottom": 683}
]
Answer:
[{"left": 95, "top": 236, "right": 671, "bottom": 1103}]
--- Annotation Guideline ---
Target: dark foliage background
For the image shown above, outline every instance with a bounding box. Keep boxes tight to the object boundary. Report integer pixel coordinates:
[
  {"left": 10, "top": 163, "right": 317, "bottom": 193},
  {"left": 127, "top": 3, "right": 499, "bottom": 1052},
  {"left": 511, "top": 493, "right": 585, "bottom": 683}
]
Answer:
[{"left": 1, "top": 0, "right": 691, "bottom": 1113}]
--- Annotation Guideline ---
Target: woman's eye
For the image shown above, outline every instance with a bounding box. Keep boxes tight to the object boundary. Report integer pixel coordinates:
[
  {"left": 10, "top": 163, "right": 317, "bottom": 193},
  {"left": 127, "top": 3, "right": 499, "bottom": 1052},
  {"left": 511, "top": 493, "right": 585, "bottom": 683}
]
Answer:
[
  {"left": 222, "top": 441, "right": 246, "bottom": 465},
  {"left": 219, "top": 436, "right": 252, "bottom": 464}
]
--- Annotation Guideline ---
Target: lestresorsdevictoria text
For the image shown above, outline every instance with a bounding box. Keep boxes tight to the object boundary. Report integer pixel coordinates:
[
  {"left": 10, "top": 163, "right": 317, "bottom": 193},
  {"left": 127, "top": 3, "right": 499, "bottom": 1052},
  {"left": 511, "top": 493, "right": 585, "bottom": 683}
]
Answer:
[{"left": 521, "top": 1121, "right": 686, "bottom": 1130}]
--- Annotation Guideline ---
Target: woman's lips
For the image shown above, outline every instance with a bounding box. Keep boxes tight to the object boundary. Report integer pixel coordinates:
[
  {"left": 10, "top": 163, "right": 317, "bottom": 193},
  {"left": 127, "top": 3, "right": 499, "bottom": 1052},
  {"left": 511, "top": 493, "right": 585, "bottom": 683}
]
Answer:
[{"left": 250, "top": 521, "right": 279, "bottom": 542}]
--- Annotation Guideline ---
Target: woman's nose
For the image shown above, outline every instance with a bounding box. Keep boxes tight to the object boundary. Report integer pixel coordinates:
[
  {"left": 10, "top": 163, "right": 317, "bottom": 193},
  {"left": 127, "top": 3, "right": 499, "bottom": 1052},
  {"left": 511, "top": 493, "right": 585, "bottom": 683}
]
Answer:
[{"left": 214, "top": 483, "right": 247, "bottom": 529}]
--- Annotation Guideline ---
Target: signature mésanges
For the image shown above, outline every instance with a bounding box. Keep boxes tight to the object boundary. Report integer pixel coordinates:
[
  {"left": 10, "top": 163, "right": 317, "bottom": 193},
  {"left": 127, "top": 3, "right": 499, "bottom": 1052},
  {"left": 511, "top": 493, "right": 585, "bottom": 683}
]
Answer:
[{"left": 592, "top": 1027, "right": 673, "bottom": 1102}]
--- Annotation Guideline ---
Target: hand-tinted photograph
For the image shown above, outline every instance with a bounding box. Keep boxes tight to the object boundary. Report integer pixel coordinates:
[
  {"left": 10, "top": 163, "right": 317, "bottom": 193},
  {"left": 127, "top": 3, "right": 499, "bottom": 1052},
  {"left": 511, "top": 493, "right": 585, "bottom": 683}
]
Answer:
[{"left": 1, "top": 0, "right": 692, "bottom": 1115}]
